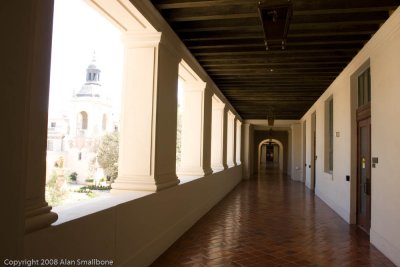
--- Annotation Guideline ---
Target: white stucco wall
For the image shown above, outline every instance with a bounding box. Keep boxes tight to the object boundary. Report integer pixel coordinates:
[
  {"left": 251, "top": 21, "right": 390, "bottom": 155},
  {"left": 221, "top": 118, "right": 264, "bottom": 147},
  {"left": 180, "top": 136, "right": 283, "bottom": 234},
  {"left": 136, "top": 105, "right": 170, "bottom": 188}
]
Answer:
[{"left": 301, "top": 7, "right": 400, "bottom": 265}]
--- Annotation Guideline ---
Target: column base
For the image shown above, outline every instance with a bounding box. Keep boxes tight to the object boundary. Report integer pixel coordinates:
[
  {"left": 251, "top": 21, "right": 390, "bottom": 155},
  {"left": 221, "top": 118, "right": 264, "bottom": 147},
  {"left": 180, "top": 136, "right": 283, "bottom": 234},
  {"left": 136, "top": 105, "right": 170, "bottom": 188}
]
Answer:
[
  {"left": 227, "top": 162, "right": 235, "bottom": 168},
  {"left": 111, "top": 174, "right": 180, "bottom": 193},
  {"left": 211, "top": 164, "right": 226, "bottom": 172},
  {"left": 25, "top": 204, "right": 58, "bottom": 234},
  {"left": 177, "top": 166, "right": 213, "bottom": 177}
]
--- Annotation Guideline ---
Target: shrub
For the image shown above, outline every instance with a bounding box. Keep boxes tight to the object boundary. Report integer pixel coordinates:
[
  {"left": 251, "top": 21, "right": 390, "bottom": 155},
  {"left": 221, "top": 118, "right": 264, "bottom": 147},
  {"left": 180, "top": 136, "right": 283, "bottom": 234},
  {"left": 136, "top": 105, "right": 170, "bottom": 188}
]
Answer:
[
  {"left": 80, "top": 185, "right": 111, "bottom": 191},
  {"left": 69, "top": 172, "right": 78, "bottom": 181},
  {"left": 45, "top": 172, "right": 68, "bottom": 207},
  {"left": 97, "top": 132, "right": 119, "bottom": 183}
]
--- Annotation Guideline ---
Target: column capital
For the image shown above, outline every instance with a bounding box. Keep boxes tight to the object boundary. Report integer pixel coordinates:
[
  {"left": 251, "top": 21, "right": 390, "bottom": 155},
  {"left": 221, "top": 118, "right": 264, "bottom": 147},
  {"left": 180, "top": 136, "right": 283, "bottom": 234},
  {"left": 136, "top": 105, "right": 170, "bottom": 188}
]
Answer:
[
  {"left": 123, "top": 31, "right": 161, "bottom": 48},
  {"left": 184, "top": 81, "right": 207, "bottom": 92},
  {"left": 122, "top": 31, "right": 181, "bottom": 59},
  {"left": 212, "top": 94, "right": 225, "bottom": 110}
]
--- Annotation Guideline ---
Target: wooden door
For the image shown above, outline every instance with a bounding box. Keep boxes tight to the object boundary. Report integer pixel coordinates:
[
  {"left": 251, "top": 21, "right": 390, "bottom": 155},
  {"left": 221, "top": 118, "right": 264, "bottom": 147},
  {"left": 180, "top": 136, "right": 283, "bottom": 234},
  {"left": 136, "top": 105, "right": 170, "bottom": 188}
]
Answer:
[{"left": 357, "top": 116, "right": 371, "bottom": 233}]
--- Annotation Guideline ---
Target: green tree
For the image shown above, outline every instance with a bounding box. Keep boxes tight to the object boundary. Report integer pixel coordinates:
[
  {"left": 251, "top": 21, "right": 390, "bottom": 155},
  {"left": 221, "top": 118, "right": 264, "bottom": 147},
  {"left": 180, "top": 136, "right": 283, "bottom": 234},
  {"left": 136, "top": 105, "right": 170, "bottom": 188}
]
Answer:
[{"left": 97, "top": 131, "right": 119, "bottom": 183}]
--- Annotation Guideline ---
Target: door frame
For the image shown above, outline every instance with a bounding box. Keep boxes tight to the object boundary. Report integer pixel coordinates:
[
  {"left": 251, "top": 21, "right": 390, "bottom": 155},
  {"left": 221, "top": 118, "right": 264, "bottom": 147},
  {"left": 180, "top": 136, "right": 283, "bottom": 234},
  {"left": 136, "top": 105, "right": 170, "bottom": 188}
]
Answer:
[
  {"left": 310, "top": 112, "right": 317, "bottom": 191},
  {"left": 356, "top": 104, "right": 371, "bottom": 233},
  {"left": 350, "top": 60, "right": 370, "bottom": 224}
]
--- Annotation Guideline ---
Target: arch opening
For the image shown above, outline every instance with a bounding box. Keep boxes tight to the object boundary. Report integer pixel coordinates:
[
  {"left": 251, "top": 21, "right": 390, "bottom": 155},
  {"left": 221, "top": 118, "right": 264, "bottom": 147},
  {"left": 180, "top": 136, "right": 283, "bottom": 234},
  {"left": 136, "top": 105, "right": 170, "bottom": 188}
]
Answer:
[
  {"left": 78, "top": 111, "right": 88, "bottom": 130},
  {"left": 258, "top": 138, "right": 284, "bottom": 171}
]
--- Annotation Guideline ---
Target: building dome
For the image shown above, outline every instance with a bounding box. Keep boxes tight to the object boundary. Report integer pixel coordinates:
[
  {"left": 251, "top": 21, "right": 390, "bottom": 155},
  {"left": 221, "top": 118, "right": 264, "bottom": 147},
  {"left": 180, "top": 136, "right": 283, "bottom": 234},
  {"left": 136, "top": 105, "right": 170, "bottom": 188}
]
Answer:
[
  {"left": 76, "top": 54, "right": 102, "bottom": 97},
  {"left": 87, "top": 63, "right": 98, "bottom": 69}
]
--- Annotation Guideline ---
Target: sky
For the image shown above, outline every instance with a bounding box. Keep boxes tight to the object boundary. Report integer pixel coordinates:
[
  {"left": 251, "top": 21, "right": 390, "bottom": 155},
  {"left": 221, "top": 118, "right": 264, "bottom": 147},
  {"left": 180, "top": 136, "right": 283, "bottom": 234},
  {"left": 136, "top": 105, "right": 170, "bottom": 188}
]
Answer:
[
  {"left": 49, "top": 0, "right": 124, "bottom": 115},
  {"left": 49, "top": 0, "right": 184, "bottom": 117}
]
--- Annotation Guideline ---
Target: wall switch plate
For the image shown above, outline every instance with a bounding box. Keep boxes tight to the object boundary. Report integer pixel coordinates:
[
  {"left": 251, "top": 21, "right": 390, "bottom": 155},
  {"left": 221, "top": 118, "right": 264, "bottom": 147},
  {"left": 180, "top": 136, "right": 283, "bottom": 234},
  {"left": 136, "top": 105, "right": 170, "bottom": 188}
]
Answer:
[{"left": 346, "top": 175, "right": 350, "bottom": 181}]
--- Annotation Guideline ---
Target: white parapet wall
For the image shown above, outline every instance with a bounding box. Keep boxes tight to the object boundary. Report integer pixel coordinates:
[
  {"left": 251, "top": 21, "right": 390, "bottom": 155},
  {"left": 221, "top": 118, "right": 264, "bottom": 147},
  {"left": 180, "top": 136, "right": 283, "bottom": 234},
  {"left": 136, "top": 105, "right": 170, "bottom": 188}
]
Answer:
[{"left": 24, "top": 166, "right": 242, "bottom": 267}]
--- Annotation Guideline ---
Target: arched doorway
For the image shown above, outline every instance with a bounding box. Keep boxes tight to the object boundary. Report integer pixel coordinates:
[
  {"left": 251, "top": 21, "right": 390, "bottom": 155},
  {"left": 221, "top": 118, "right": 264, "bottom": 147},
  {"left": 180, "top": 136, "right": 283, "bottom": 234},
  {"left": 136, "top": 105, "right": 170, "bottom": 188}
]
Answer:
[{"left": 258, "top": 139, "right": 284, "bottom": 171}]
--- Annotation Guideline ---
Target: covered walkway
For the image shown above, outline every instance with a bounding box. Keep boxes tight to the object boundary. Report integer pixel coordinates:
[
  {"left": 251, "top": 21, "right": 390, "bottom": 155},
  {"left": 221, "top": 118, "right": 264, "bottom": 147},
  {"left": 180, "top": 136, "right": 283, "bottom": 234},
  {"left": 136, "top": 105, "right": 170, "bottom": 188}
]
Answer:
[{"left": 152, "top": 168, "right": 394, "bottom": 266}]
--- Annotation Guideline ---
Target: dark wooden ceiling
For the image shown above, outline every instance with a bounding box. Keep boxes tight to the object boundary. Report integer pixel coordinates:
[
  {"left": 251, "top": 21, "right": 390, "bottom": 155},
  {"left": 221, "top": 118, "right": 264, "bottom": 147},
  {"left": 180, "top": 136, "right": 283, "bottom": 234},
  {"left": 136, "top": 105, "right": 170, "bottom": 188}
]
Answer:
[{"left": 151, "top": 0, "right": 399, "bottom": 119}]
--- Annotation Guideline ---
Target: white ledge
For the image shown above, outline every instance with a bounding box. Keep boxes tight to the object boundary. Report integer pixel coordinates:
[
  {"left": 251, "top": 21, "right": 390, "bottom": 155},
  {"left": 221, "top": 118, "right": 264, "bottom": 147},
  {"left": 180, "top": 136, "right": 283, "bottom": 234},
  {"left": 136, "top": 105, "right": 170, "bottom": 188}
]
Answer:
[{"left": 52, "top": 191, "right": 152, "bottom": 225}]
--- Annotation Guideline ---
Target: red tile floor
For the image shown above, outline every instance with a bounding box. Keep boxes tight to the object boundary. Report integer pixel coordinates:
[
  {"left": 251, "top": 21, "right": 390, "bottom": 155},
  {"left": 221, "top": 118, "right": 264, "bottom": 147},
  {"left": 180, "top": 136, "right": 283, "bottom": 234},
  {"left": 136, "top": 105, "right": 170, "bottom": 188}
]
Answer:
[{"left": 151, "top": 166, "right": 395, "bottom": 267}]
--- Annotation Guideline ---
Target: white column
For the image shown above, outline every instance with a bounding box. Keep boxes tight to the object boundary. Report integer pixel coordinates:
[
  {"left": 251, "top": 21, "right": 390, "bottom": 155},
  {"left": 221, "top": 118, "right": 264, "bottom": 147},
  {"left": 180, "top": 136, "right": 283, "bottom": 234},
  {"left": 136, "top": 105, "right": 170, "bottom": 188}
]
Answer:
[
  {"left": 3, "top": 2, "right": 59, "bottom": 258},
  {"left": 112, "top": 31, "right": 180, "bottom": 192},
  {"left": 21, "top": 1, "right": 58, "bottom": 234},
  {"left": 222, "top": 107, "right": 228, "bottom": 169},
  {"left": 236, "top": 119, "right": 242, "bottom": 165},
  {"left": 242, "top": 123, "right": 251, "bottom": 179},
  {"left": 226, "top": 111, "right": 235, "bottom": 167},
  {"left": 211, "top": 96, "right": 226, "bottom": 171},
  {"left": 233, "top": 116, "right": 237, "bottom": 166},
  {"left": 178, "top": 82, "right": 213, "bottom": 176}
]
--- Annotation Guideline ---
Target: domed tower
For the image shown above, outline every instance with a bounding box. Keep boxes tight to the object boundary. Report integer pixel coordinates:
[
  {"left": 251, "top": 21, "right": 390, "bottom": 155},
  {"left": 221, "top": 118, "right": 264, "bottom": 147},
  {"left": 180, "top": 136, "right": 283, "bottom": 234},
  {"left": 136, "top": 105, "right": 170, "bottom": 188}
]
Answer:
[
  {"left": 67, "top": 53, "right": 113, "bottom": 182},
  {"left": 76, "top": 54, "right": 102, "bottom": 97}
]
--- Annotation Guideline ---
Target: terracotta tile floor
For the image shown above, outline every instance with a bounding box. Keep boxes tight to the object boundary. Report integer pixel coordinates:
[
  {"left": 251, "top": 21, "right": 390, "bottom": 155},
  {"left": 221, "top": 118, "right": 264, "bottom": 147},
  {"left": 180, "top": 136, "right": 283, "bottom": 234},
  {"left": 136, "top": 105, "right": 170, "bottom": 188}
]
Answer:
[{"left": 151, "top": 167, "right": 395, "bottom": 267}]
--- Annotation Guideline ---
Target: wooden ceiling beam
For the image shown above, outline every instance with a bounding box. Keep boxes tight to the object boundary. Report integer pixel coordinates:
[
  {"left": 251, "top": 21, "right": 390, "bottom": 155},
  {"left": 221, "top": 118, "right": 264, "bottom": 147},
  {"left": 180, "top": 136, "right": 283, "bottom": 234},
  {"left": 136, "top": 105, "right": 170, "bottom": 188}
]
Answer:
[
  {"left": 176, "top": 23, "right": 379, "bottom": 33},
  {"left": 173, "top": 17, "right": 380, "bottom": 32},
  {"left": 294, "top": 6, "right": 398, "bottom": 16},
  {"left": 218, "top": 82, "right": 332, "bottom": 86},
  {"left": 224, "top": 94, "right": 323, "bottom": 97},
  {"left": 196, "top": 53, "right": 355, "bottom": 61},
  {"left": 186, "top": 35, "right": 370, "bottom": 48},
  {"left": 193, "top": 47, "right": 360, "bottom": 56},
  {"left": 206, "top": 68, "right": 344, "bottom": 74},
  {"left": 160, "top": 2, "right": 395, "bottom": 22},
  {"left": 217, "top": 84, "right": 332, "bottom": 88},
  {"left": 210, "top": 72, "right": 339, "bottom": 77},
  {"left": 154, "top": 0, "right": 252, "bottom": 10},
  {"left": 182, "top": 30, "right": 375, "bottom": 41},
  {"left": 219, "top": 84, "right": 329, "bottom": 87},
  {"left": 214, "top": 77, "right": 334, "bottom": 81},
  {"left": 202, "top": 61, "right": 349, "bottom": 67},
  {"left": 219, "top": 84, "right": 328, "bottom": 88},
  {"left": 230, "top": 98, "right": 319, "bottom": 102}
]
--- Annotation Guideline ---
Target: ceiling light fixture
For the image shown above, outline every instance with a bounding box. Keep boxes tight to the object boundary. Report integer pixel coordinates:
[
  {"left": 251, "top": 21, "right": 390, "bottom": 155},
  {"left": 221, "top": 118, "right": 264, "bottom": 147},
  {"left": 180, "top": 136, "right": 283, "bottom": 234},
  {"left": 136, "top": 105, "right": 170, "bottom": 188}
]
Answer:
[
  {"left": 258, "top": 0, "right": 293, "bottom": 50},
  {"left": 267, "top": 108, "right": 275, "bottom": 126}
]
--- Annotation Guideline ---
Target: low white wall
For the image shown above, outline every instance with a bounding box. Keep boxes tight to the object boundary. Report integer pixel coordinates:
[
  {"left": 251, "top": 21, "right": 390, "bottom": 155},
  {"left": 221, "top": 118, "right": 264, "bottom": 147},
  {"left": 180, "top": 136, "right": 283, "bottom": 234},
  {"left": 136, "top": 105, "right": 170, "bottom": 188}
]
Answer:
[
  {"left": 24, "top": 166, "right": 242, "bottom": 267},
  {"left": 301, "top": 7, "right": 400, "bottom": 265}
]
